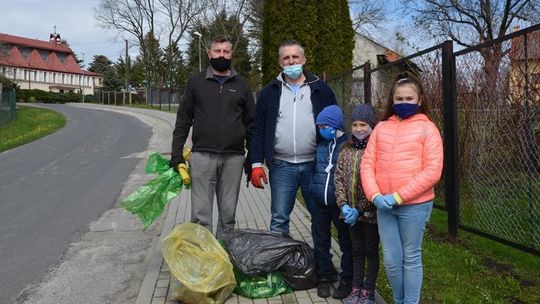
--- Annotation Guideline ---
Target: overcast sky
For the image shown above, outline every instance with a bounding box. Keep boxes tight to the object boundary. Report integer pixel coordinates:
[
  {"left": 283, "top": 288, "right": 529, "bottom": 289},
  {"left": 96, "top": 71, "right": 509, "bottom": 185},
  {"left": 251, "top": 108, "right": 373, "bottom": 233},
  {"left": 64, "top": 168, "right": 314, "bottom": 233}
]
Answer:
[{"left": 0, "top": 0, "right": 125, "bottom": 65}]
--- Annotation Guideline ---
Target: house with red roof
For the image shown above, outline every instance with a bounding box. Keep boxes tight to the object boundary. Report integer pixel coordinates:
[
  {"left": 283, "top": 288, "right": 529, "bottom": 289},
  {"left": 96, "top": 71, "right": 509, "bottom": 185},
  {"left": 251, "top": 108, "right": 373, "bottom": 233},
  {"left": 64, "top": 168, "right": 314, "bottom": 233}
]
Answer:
[
  {"left": 0, "top": 33, "right": 102, "bottom": 95},
  {"left": 509, "top": 28, "right": 540, "bottom": 104}
]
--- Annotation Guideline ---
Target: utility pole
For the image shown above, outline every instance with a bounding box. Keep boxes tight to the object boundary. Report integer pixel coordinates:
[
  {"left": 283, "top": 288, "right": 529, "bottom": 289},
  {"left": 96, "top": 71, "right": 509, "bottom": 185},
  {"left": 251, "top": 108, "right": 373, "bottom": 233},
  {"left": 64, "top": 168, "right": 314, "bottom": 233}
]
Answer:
[
  {"left": 81, "top": 52, "right": 85, "bottom": 103},
  {"left": 125, "top": 39, "right": 131, "bottom": 105}
]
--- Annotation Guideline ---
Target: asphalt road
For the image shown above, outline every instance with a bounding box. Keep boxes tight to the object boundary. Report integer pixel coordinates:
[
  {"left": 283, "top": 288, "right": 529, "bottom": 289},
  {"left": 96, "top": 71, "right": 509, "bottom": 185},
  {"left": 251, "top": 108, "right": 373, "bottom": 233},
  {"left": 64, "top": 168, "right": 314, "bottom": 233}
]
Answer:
[{"left": 0, "top": 104, "right": 152, "bottom": 303}]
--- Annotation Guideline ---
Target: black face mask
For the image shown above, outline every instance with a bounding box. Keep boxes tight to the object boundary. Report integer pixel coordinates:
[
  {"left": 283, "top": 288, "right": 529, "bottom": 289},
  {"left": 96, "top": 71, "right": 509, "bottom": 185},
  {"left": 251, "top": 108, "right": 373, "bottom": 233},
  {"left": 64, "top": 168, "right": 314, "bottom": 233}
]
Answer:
[{"left": 210, "top": 57, "right": 231, "bottom": 72}]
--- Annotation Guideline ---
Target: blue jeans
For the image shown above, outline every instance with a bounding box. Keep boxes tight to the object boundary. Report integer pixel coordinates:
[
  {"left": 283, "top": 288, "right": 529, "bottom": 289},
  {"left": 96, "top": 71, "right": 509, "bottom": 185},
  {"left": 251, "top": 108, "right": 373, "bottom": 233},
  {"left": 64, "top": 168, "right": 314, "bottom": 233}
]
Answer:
[
  {"left": 269, "top": 159, "right": 315, "bottom": 234},
  {"left": 377, "top": 202, "right": 433, "bottom": 304}
]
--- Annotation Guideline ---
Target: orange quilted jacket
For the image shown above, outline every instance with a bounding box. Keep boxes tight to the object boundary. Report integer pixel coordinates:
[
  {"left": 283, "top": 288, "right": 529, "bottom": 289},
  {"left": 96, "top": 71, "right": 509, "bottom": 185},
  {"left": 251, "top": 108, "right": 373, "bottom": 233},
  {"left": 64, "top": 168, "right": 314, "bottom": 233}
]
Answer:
[{"left": 360, "top": 113, "right": 443, "bottom": 205}]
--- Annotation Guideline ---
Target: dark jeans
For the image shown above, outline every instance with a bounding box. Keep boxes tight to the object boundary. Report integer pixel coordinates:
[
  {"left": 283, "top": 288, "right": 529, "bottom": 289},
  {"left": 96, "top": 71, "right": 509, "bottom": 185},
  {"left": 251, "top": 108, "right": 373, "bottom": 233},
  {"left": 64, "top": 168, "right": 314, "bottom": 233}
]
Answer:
[
  {"left": 313, "top": 203, "right": 353, "bottom": 282},
  {"left": 349, "top": 220, "right": 380, "bottom": 290}
]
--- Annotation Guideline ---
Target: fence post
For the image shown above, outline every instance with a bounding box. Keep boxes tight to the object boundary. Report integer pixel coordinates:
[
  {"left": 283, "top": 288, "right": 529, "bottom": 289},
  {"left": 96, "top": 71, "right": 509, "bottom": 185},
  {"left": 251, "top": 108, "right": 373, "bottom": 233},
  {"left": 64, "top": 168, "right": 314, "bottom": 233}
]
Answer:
[
  {"left": 522, "top": 33, "right": 538, "bottom": 250},
  {"left": 168, "top": 88, "right": 171, "bottom": 112},
  {"left": 442, "top": 40, "right": 460, "bottom": 240},
  {"left": 10, "top": 89, "right": 16, "bottom": 120},
  {"left": 363, "top": 62, "right": 371, "bottom": 105}
]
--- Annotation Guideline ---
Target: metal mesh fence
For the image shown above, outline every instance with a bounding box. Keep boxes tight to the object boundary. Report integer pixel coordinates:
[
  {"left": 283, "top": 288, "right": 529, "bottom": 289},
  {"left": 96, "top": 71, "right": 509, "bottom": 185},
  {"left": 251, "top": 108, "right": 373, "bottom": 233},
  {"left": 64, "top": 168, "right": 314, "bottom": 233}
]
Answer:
[
  {"left": 0, "top": 89, "right": 16, "bottom": 126},
  {"left": 326, "top": 24, "right": 540, "bottom": 253},
  {"left": 454, "top": 30, "right": 540, "bottom": 250},
  {"left": 327, "top": 47, "right": 445, "bottom": 137}
]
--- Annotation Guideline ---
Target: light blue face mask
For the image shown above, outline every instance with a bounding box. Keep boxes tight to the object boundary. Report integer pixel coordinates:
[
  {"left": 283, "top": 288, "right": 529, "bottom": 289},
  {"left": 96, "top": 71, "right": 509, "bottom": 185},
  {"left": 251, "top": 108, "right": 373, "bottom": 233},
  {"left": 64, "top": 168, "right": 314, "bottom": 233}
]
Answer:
[{"left": 283, "top": 64, "right": 303, "bottom": 79}]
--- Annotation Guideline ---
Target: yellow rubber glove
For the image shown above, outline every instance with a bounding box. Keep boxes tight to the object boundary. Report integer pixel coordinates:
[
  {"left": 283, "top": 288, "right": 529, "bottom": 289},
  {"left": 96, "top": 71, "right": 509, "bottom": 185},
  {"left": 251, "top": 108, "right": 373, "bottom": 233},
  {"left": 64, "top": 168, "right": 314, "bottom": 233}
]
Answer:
[
  {"left": 182, "top": 148, "right": 192, "bottom": 161},
  {"left": 177, "top": 163, "right": 191, "bottom": 186}
]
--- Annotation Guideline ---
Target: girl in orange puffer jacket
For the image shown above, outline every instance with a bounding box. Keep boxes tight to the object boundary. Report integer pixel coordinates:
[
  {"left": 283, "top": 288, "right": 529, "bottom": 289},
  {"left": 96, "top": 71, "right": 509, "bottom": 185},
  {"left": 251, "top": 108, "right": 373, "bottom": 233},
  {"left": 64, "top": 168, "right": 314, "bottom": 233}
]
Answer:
[{"left": 360, "top": 71, "right": 443, "bottom": 304}]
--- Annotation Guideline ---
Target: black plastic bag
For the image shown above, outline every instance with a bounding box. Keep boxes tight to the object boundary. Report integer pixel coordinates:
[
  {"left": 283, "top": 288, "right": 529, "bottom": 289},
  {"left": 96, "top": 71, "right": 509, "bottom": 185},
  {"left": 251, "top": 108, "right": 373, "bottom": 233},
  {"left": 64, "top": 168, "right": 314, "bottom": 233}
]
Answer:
[{"left": 220, "top": 229, "right": 317, "bottom": 290}]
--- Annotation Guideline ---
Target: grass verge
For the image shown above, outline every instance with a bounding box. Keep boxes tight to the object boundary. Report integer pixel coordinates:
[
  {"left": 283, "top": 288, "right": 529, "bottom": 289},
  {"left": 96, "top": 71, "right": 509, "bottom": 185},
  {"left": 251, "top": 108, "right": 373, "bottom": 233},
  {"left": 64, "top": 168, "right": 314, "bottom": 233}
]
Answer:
[
  {"left": 296, "top": 192, "right": 539, "bottom": 303},
  {"left": 0, "top": 106, "right": 66, "bottom": 152}
]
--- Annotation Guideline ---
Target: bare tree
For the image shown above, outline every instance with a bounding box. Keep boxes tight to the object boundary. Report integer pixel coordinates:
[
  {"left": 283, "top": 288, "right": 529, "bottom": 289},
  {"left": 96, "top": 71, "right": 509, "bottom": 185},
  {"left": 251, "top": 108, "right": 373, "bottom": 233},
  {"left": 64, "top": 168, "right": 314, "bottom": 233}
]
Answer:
[
  {"left": 157, "top": 0, "right": 207, "bottom": 85},
  {"left": 404, "top": 0, "right": 540, "bottom": 96},
  {"left": 195, "top": 0, "right": 250, "bottom": 51},
  {"left": 405, "top": 0, "right": 540, "bottom": 47},
  {"left": 95, "top": 0, "right": 210, "bottom": 87},
  {"left": 348, "top": 0, "right": 387, "bottom": 34}
]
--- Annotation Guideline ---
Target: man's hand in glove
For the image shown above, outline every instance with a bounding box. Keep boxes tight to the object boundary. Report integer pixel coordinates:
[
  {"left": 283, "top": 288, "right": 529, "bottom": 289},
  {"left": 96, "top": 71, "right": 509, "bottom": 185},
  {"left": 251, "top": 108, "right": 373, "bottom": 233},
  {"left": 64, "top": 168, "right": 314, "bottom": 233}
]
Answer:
[
  {"left": 250, "top": 167, "right": 268, "bottom": 189},
  {"left": 177, "top": 163, "right": 191, "bottom": 186}
]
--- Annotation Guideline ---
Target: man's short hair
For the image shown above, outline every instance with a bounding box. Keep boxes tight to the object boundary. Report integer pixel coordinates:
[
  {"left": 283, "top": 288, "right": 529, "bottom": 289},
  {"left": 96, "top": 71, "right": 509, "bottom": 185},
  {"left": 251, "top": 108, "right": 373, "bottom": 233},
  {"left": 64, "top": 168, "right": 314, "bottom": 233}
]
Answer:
[
  {"left": 278, "top": 40, "right": 305, "bottom": 58},
  {"left": 210, "top": 35, "right": 232, "bottom": 49}
]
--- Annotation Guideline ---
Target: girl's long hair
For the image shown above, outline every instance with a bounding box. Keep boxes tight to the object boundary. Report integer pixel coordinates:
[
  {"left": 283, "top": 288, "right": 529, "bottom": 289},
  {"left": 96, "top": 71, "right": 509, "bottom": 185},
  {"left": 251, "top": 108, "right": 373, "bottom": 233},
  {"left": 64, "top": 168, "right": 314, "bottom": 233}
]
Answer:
[{"left": 382, "top": 71, "right": 433, "bottom": 121}]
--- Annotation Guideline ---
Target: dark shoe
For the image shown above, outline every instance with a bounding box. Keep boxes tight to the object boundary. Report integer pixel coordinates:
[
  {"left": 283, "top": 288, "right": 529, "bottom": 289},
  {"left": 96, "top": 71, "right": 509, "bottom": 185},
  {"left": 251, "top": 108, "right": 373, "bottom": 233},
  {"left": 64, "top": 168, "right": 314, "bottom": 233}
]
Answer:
[
  {"left": 332, "top": 280, "right": 352, "bottom": 299},
  {"left": 317, "top": 282, "right": 331, "bottom": 298}
]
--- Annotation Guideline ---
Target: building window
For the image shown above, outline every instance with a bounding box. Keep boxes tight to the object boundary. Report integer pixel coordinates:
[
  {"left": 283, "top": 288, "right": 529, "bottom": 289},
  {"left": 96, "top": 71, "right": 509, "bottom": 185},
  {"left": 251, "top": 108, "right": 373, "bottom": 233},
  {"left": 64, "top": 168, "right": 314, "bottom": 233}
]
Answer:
[
  {"left": 13, "top": 68, "right": 17, "bottom": 80},
  {"left": 53, "top": 73, "right": 56, "bottom": 83},
  {"left": 2, "top": 66, "right": 6, "bottom": 76},
  {"left": 34, "top": 71, "right": 37, "bottom": 81},
  {"left": 70, "top": 75, "right": 73, "bottom": 84},
  {"left": 24, "top": 70, "right": 28, "bottom": 80},
  {"left": 44, "top": 72, "right": 48, "bottom": 82},
  {"left": 62, "top": 74, "right": 65, "bottom": 84}
]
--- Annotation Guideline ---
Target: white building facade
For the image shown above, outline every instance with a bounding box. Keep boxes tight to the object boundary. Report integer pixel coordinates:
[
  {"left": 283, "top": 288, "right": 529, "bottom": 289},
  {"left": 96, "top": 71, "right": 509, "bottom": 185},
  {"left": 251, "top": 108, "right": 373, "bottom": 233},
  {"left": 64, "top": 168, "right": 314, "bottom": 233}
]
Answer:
[{"left": 0, "top": 33, "right": 101, "bottom": 95}]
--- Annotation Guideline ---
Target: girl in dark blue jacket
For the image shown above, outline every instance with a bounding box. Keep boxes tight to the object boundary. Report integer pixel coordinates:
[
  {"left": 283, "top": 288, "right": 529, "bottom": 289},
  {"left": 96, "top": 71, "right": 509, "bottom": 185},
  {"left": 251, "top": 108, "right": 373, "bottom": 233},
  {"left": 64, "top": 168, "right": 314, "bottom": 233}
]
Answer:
[{"left": 311, "top": 105, "right": 353, "bottom": 299}]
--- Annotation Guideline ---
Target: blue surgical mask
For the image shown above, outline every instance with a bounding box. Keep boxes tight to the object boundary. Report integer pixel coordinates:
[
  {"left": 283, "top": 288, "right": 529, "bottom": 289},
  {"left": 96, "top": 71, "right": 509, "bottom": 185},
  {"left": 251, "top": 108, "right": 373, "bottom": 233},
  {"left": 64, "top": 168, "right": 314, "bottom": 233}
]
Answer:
[
  {"left": 393, "top": 103, "right": 419, "bottom": 119},
  {"left": 319, "top": 126, "right": 336, "bottom": 141},
  {"left": 283, "top": 64, "right": 303, "bottom": 80}
]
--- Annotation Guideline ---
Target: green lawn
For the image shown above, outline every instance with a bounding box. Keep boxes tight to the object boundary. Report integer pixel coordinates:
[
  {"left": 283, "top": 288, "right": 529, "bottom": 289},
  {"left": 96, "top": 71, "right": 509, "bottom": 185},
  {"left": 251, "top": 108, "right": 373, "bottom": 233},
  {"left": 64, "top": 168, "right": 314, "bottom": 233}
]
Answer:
[
  {"left": 0, "top": 105, "right": 66, "bottom": 152},
  {"left": 296, "top": 193, "right": 539, "bottom": 303}
]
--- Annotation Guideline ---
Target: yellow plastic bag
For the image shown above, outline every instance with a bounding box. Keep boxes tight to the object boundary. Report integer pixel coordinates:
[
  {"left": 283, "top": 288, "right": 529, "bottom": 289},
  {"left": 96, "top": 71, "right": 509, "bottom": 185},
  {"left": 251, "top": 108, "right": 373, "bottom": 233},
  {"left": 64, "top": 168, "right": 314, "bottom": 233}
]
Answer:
[{"left": 162, "top": 223, "right": 236, "bottom": 304}]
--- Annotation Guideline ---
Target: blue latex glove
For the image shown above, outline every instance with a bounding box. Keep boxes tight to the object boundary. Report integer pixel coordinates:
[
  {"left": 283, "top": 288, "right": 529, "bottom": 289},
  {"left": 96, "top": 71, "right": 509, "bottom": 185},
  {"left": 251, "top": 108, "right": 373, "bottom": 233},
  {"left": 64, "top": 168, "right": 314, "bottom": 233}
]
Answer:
[
  {"left": 373, "top": 195, "right": 394, "bottom": 209},
  {"left": 382, "top": 194, "right": 398, "bottom": 208},
  {"left": 341, "top": 204, "right": 359, "bottom": 225}
]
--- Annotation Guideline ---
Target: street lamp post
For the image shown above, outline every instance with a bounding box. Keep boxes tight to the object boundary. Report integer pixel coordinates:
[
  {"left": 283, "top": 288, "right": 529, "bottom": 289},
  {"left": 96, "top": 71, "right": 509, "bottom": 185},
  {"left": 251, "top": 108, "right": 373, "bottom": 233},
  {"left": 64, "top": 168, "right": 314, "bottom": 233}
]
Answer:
[{"left": 193, "top": 31, "right": 202, "bottom": 72}]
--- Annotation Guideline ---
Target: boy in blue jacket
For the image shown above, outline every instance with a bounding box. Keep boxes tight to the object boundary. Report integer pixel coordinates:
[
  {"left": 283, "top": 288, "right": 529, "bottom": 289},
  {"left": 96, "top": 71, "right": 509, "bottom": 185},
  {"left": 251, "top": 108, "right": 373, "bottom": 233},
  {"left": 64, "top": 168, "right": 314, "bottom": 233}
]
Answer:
[{"left": 312, "top": 104, "right": 353, "bottom": 299}]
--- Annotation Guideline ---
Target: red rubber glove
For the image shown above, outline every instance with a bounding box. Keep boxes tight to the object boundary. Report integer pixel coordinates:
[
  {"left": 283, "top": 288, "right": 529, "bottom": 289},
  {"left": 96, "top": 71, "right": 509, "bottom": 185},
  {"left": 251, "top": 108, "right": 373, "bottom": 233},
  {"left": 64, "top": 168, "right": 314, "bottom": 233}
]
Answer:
[{"left": 250, "top": 167, "right": 268, "bottom": 189}]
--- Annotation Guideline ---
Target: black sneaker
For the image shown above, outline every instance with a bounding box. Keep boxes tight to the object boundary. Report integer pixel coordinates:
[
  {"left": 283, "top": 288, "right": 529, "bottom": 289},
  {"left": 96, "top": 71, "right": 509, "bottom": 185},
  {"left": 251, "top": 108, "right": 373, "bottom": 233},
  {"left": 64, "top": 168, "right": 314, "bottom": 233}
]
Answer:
[
  {"left": 332, "top": 280, "right": 352, "bottom": 299},
  {"left": 317, "top": 282, "right": 331, "bottom": 298}
]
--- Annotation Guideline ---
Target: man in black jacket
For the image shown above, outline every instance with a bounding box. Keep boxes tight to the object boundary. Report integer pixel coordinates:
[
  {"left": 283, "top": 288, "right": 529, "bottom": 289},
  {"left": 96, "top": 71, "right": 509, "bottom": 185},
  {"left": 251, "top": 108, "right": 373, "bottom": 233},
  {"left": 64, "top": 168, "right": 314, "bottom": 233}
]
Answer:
[{"left": 169, "top": 35, "right": 255, "bottom": 237}]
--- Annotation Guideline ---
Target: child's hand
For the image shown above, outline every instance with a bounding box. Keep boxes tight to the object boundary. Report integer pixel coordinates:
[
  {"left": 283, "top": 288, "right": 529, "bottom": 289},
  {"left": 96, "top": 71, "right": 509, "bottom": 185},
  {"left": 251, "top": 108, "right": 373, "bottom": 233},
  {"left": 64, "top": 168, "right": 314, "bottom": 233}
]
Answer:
[
  {"left": 341, "top": 204, "right": 359, "bottom": 225},
  {"left": 373, "top": 195, "right": 395, "bottom": 209},
  {"left": 381, "top": 194, "right": 398, "bottom": 207}
]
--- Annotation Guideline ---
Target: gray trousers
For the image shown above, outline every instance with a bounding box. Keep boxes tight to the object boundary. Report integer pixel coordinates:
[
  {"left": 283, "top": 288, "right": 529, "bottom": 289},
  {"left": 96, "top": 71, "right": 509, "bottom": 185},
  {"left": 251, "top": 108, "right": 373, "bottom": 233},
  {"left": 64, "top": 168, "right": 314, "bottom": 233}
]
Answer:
[{"left": 189, "top": 151, "right": 244, "bottom": 237}]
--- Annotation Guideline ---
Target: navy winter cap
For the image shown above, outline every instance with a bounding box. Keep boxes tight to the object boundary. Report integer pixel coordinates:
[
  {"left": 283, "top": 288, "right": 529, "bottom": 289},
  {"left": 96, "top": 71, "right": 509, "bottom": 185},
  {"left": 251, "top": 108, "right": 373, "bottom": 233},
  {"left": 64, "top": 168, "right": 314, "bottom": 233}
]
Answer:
[
  {"left": 351, "top": 103, "right": 376, "bottom": 129},
  {"left": 316, "top": 105, "right": 345, "bottom": 131}
]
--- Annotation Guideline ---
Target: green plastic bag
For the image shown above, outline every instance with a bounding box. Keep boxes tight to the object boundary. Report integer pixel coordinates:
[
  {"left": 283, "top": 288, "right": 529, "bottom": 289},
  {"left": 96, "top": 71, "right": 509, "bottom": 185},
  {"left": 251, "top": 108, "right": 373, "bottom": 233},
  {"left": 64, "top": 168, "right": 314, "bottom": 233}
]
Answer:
[
  {"left": 121, "top": 153, "right": 182, "bottom": 230},
  {"left": 233, "top": 269, "right": 292, "bottom": 299},
  {"left": 145, "top": 152, "right": 171, "bottom": 174},
  {"left": 219, "top": 240, "right": 292, "bottom": 299}
]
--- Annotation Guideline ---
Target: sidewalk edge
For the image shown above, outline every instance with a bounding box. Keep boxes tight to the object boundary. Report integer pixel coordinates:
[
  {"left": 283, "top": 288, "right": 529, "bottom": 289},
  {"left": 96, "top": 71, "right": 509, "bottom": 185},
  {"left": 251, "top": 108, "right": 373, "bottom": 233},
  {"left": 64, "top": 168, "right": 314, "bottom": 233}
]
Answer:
[{"left": 135, "top": 197, "right": 180, "bottom": 304}]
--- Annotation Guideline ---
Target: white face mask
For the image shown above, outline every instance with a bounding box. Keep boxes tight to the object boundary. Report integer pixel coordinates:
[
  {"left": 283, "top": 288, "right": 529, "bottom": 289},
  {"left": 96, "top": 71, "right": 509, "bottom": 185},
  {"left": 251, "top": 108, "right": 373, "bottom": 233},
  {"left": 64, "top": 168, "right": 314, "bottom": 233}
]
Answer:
[{"left": 352, "top": 127, "right": 372, "bottom": 140}]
